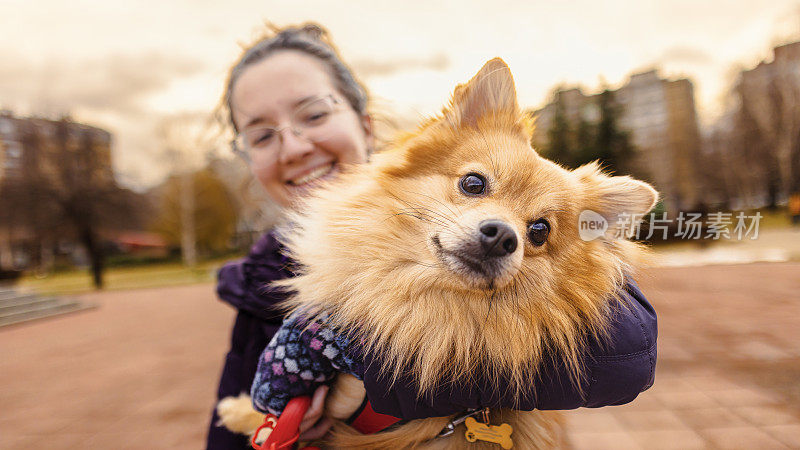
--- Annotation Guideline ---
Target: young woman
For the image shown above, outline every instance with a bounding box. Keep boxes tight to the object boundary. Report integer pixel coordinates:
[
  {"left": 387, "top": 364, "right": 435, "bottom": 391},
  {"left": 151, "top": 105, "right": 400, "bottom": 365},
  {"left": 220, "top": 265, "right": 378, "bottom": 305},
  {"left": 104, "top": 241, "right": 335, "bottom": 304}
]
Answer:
[{"left": 207, "top": 23, "right": 657, "bottom": 449}]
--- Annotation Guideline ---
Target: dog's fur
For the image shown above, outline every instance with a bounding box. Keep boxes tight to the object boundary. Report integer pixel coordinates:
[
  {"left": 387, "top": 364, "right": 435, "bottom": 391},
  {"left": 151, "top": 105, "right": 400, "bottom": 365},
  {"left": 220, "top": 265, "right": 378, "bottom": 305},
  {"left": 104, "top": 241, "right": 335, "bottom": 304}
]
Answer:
[{"left": 218, "top": 58, "right": 658, "bottom": 449}]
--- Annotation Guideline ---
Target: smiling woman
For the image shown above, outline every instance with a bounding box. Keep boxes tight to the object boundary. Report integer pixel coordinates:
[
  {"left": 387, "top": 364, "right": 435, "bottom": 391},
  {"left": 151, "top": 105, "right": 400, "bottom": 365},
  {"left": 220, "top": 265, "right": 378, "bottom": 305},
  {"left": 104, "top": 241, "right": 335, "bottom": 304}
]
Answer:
[{"left": 208, "top": 23, "right": 377, "bottom": 449}]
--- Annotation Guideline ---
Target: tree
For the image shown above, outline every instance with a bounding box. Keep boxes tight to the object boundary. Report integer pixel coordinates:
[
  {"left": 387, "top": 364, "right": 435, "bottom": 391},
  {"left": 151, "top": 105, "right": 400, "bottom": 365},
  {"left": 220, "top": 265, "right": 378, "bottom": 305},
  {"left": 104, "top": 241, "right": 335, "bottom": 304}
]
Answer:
[
  {"left": 595, "top": 88, "right": 635, "bottom": 175},
  {"left": 540, "top": 88, "right": 637, "bottom": 175},
  {"left": 730, "top": 43, "right": 800, "bottom": 209},
  {"left": 155, "top": 112, "right": 219, "bottom": 266},
  {"left": 543, "top": 91, "right": 575, "bottom": 167},
  {"left": 573, "top": 115, "right": 597, "bottom": 168},
  {"left": 150, "top": 168, "right": 237, "bottom": 257},
  {"left": 0, "top": 118, "right": 141, "bottom": 288}
]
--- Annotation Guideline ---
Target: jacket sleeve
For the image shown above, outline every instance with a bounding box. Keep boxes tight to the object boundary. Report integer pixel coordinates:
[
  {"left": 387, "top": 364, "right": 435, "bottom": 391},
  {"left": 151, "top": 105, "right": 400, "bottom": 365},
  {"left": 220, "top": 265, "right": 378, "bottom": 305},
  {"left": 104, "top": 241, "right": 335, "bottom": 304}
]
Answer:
[
  {"left": 216, "top": 232, "right": 294, "bottom": 323},
  {"left": 362, "top": 277, "right": 657, "bottom": 419},
  {"left": 531, "top": 277, "right": 657, "bottom": 409}
]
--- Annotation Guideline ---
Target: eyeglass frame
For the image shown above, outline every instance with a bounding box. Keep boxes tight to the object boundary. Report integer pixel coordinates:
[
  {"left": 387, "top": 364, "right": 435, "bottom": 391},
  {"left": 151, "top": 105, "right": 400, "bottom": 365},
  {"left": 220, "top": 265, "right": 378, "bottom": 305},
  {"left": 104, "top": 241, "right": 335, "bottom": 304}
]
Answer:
[{"left": 230, "top": 94, "right": 345, "bottom": 164}]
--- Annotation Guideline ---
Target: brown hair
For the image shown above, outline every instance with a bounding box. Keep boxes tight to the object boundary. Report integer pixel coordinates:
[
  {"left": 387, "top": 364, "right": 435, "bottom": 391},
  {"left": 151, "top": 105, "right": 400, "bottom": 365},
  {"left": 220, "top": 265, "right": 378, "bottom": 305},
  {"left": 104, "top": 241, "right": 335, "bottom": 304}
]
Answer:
[{"left": 224, "top": 23, "right": 368, "bottom": 132}]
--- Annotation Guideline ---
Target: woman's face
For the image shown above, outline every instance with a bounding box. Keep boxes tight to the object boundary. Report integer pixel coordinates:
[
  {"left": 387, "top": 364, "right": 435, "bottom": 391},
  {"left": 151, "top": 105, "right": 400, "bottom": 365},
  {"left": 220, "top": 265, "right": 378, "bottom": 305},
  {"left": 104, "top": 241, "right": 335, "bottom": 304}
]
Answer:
[{"left": 230, "top": 50, "right": 372, "bottom": 207}]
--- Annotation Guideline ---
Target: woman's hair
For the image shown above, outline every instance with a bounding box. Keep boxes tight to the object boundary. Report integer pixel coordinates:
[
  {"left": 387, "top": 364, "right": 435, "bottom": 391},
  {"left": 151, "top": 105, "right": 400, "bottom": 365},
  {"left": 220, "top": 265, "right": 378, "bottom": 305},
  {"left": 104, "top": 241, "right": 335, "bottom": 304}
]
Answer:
[{"left": 224, "top": 23, "right": 368, "bottom": 132}]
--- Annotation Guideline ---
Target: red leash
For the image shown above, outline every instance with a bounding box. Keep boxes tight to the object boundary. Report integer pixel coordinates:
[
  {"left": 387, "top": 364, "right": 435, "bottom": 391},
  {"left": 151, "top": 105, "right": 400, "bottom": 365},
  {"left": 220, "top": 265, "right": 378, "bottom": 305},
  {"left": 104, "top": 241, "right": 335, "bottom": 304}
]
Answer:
[
  {"left": 251, "top": 395, "right": 402, "bottom": 449},
  {"left": 251, "top": 397, "right": 320, "bottom": 450}
]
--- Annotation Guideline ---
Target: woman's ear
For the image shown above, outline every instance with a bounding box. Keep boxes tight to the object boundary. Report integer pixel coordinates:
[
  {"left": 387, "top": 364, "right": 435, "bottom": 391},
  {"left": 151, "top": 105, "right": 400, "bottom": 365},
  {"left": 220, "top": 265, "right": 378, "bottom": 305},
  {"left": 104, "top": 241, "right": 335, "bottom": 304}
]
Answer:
[{"left": 361, "top": 114, "right": 375, "bottom": 154}]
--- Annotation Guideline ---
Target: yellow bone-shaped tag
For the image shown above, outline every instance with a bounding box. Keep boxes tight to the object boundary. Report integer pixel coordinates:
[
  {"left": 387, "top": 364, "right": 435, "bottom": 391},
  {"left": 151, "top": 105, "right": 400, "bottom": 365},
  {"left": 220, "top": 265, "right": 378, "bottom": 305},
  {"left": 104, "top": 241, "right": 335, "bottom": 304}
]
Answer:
[{"left": 464, "top": 417, "right": 513, "bottom": 449}]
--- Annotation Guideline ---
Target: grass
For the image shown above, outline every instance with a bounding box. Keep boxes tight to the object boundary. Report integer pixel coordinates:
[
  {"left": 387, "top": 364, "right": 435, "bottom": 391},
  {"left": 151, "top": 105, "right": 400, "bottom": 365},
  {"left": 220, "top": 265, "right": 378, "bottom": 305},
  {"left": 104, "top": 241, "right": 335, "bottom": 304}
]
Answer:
[
  {"left": 755, "top": 207, "right": 793, "bottom": 229},
  {"left": 18, "top": 256, "right": 241, "bottom": 296}
]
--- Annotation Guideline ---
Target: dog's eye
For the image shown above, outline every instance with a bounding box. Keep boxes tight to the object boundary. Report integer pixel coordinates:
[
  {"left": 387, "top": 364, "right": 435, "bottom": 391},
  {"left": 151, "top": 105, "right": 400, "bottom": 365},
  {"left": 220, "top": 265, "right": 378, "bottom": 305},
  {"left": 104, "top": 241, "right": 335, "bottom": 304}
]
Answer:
[
  {"left": 459, "top": 173, "right": 486, "bottom": 196},
  {"left": 527, "top": 219, "right": 550, "bottom": 246}
]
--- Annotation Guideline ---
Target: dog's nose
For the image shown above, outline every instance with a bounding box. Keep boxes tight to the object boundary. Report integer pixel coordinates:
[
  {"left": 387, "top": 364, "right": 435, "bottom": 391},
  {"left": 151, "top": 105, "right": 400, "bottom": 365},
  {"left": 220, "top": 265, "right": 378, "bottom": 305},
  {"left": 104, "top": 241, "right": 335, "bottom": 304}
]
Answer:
[{"left": 479, "top": 220, "right": 518, "bottom": 257}]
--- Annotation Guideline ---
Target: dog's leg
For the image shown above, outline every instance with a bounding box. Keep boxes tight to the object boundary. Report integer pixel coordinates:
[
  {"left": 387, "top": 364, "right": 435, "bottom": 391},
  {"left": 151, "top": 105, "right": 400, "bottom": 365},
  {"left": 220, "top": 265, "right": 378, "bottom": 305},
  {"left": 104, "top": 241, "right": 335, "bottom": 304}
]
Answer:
[
  {"left": 216, "top": 393, "right": 266, "bottom": 436},
  {"left": 216, "top": 376, "right": 365, "bottom": 438},
  {"left": 325, "top": 374, "right": 367, "bottom": 420}
]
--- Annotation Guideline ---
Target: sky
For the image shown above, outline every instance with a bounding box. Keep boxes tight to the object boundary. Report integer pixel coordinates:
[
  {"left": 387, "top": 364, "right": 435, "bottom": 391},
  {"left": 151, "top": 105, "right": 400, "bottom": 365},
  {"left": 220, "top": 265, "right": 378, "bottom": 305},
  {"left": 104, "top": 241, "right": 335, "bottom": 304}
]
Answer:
[{"left": 1, "top": 0, "right": 798, "bottom": 189}]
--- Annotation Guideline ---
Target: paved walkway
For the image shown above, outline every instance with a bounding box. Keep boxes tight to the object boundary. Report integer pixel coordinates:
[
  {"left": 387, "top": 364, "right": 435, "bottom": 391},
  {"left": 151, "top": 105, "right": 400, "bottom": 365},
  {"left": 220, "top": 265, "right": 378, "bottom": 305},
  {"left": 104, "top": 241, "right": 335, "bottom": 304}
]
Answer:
[
  {"left": 567, "top": 262, "right": 800, "bottom": 449},
  {"left": 657, "top": 228, "right": 800, "bottom": 267},
  {"left": 0, "top": 284, "right": 235, "bottom": 449},
  {"left": 1, "top": 263, "right": 799, "bottom": 449}
]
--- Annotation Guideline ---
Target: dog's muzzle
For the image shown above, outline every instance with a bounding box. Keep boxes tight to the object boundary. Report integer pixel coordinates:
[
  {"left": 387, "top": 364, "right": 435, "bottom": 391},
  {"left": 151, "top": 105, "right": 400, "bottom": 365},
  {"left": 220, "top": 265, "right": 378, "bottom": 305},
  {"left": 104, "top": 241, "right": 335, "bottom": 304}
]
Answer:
[{"left": 432, "top": 219, "right": 519, "bottom": 285}]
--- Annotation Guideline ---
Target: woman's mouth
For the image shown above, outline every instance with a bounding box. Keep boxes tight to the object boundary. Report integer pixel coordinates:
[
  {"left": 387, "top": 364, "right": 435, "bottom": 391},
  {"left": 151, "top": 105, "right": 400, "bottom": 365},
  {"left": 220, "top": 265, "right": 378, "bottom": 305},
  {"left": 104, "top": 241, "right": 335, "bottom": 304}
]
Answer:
[{"left": 287, "top": 163, "right": 336, "bottom": 186}]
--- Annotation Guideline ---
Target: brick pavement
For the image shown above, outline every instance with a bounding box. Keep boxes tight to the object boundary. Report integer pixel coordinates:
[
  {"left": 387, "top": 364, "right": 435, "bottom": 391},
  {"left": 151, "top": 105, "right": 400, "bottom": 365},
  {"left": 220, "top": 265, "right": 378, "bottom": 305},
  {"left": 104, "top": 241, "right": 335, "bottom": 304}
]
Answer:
[
  {"left": 0, "top": 284, "right": 235, "bottom": 449},
  {"left": 1, "top": 262, "right": 799, "bottom": 449},
  {"left": 567, "top": 262, "right": 800, "bottom": 449}
]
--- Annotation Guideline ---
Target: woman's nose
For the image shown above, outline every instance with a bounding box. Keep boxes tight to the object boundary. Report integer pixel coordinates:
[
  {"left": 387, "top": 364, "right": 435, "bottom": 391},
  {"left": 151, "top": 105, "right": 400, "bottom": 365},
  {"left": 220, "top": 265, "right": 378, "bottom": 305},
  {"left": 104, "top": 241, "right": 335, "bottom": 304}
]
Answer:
[{"left": 278, "top": 128, "right": 314, "bottom": 165}]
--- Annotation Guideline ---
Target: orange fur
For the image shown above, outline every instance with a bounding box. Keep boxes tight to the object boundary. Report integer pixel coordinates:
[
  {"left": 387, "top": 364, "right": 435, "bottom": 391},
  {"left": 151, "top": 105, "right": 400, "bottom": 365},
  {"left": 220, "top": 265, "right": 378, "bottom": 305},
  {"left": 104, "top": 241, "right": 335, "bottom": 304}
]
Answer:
[{"left": 235, "top": 58, "right": 658, "bottom": 448}]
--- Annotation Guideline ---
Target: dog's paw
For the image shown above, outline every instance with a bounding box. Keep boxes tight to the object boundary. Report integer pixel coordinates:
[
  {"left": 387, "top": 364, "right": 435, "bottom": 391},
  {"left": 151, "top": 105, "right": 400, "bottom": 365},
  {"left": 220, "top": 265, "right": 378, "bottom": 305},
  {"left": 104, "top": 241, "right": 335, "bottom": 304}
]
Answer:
[{"left": 216, "top": 394, "right": 266, "bottom": 435}]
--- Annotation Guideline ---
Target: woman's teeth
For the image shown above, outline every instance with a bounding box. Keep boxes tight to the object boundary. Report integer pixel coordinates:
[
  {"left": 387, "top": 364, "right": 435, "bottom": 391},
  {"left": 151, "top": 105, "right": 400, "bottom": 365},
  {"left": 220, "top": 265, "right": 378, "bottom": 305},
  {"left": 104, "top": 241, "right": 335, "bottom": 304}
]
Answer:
[{"left": 289, "top": 163, "right": 335, "bottom": 186}]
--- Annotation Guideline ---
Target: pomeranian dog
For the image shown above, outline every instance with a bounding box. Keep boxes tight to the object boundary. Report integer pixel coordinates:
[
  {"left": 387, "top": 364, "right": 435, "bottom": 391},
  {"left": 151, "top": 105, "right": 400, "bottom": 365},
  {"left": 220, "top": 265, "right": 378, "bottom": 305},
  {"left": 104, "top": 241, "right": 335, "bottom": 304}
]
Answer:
[{"left": 217, "top": 57, "right": 657, "bottom": 449}]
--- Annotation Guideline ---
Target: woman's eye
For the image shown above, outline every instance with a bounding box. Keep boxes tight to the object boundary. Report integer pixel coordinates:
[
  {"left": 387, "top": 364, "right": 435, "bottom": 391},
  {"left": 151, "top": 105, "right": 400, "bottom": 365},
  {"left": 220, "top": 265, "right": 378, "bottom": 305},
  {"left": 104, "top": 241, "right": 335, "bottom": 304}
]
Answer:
[
  {"left": 527, "top": 219, "right": 550, "bottom": 246},
  {"left": 249, "top": 130, "right": 275, "bottom": 147},
  {"left": 301, "top": 110, "right": 330, "bottom": 125},
  {"left": 459, "top": 173, "right": 486, "bottom": 196}
]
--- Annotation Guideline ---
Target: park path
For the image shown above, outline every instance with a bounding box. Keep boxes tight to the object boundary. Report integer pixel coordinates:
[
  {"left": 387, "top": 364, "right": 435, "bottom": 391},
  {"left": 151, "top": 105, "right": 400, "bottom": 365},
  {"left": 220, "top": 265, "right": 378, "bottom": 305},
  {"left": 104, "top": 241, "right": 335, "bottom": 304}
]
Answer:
[
  {"left": 567, "top": 262, "right": 800, "bottom": 449},
  {"left": 0, "top": 284, "right": 235, "bottom": 449},
  {"left": 2, "top": 262, "right": 800, "bottom": 449}
]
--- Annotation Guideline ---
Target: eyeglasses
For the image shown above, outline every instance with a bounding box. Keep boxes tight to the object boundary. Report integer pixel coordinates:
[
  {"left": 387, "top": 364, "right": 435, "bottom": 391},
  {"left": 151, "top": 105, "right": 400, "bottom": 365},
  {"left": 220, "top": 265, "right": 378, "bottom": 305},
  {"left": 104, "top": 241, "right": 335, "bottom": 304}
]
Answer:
[{"left": 232, "top": 94, "right": 343, "bottom": 164}]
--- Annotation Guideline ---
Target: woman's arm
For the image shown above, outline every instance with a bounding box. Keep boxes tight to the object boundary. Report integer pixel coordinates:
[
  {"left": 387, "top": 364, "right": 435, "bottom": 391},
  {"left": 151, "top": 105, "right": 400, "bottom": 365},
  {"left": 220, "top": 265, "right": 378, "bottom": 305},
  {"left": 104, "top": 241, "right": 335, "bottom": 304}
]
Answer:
[
  {"left": 216, "top": 231, "right": 294, "bottom": 322},
  {"left": 361, "top": 278, "right": 657, "bottom": 419},
  {"left": 580, "top": 278, "right": 657, "bottom": 407}
]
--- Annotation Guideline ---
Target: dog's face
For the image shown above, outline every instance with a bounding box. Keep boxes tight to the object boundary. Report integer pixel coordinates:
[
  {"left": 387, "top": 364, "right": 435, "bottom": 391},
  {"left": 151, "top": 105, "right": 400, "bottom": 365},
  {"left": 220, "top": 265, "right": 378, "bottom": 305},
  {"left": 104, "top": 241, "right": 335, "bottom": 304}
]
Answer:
[{"left": 386, "top": 131, "right": 582, "bottom": 294}]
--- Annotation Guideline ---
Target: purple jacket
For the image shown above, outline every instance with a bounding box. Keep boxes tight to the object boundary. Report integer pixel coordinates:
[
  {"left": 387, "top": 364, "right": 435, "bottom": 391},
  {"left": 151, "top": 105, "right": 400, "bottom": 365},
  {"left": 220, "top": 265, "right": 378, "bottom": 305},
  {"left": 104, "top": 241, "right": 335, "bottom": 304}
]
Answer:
[
  {"left": 207, "top": 231, "right": 657, "bottom": 447},
  {"left": 207, "top": 233, "right": 293, "bottom": 450}
]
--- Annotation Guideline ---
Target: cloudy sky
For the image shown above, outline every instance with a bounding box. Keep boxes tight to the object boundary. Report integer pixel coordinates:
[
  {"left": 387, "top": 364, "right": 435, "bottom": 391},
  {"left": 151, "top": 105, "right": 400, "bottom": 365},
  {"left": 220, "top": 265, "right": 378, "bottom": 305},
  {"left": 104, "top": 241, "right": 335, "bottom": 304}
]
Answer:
[{"left": 1, "top": 0, "right": 798, "bottom": 189}]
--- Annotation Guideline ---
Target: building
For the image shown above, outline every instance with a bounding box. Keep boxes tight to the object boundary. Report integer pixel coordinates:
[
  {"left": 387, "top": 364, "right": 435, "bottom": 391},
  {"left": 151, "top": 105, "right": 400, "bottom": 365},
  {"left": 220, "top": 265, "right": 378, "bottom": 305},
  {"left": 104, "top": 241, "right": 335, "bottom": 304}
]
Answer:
[
  {"left": 699, "top": 41, "right": 800, "bottom": 210},
  {"left": 0, "top": 112, "right": 114, "bottom": 270},
  {"left": 0, "top": 111, "right": 113, "bottom": 185},
  {"left": 732, "top": 41, "right": 800, "bottom": 207},
  {"left": 531, "top": 70, "right": 704, "bottom": 211}
]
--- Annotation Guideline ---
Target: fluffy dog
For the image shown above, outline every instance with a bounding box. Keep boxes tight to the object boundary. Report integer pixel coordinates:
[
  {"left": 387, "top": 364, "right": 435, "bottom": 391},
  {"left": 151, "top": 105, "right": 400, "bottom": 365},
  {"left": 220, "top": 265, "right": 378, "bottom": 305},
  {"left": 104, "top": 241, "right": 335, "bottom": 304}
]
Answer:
[{"left": 218, "top": 57, "right": 657, "bottom": 449}]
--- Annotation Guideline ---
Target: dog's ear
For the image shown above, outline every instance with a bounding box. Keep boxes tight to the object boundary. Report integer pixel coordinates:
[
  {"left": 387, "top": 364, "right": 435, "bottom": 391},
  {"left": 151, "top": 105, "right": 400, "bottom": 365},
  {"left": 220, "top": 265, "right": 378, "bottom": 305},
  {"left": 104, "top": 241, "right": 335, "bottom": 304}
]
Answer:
[
  {"left": 575, "top": 163, "right": 659, "bottom": 239},
  {"left": 446, "top": 58, "right": 519, "bottom": 128}
]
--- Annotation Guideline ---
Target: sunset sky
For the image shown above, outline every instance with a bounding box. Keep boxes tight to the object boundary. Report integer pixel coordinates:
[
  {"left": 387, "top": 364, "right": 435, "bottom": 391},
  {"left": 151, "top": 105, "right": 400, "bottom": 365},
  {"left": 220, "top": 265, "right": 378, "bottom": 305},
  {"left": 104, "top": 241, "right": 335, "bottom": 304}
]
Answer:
[{"left": 1, "top": 0, "right": 798, "bottom": 189}]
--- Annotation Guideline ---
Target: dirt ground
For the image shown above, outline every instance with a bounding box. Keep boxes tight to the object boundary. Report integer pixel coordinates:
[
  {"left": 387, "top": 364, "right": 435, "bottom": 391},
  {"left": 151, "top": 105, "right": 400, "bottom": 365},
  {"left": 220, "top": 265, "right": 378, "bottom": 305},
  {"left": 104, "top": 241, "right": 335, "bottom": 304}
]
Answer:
[{"left": 1, "top": 262, "right": 799, "bottom": 449}]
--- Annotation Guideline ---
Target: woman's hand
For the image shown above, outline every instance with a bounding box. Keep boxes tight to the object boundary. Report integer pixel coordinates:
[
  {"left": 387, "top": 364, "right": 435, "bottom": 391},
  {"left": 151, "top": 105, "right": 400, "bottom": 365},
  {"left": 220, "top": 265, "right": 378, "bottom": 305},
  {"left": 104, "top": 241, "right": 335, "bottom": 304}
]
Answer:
[{"left": 298, "top": 385, "right": 333, "bottom": 441}]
